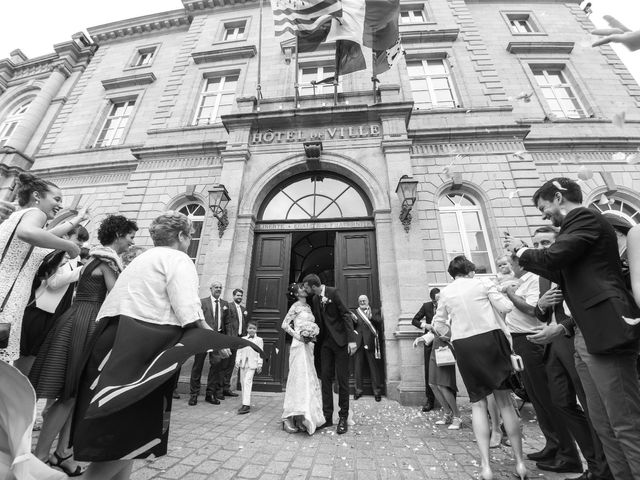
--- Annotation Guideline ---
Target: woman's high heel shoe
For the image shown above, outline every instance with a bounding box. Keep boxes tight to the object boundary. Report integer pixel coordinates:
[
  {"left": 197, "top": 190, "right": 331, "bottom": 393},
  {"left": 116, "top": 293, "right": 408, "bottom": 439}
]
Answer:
[
  {"left": 514, "top": 462, "right": 528, "bottom": 480},
  {"left": 282, "top": 417, "right": 299, "bottom": 433},
  {"left": 49, "top": 451, "right": 85, "bottom": 477}
]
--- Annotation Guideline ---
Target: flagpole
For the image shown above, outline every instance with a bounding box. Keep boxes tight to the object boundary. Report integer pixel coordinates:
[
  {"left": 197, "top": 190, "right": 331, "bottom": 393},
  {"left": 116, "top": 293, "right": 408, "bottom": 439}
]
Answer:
[
  {"left": 294, "top": 32, "right": 300, "bottom": 108},
  {"left": 333, "top": 42, "right": 339, "bottom": 106},
  {"left": 371, "top": 50, "right": 378, "bottom": 104},
  {"left": 256, "top": 0, "right": 264, "bottom": 109}
]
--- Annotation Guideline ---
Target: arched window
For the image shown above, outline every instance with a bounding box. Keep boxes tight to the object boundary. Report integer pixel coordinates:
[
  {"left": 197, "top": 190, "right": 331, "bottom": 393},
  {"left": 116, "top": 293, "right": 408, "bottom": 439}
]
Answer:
[
  {"left": 589, "top": 197, "right": 640, "bottom": 226},
  {"left": 438, "top": 192, "right": 495, "bottom": 274},
  {"left": 178, "top": 203, "right": 206, "bottom": 262},
  {"left": 0, "top": 98, "right": 32, "bottom": 147},
  {"left": 260, "top": 174, "right": 370, "bottom": 221}
]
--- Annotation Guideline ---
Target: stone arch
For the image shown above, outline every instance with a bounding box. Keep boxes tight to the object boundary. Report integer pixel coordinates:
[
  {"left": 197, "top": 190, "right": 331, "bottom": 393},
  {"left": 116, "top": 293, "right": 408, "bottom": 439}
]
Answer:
[
  {"left": 239, "top": 151, "right": 390, "bottom": 218},
  {"left": 0, "top": 86, "right": 40, "bottom": 118}
]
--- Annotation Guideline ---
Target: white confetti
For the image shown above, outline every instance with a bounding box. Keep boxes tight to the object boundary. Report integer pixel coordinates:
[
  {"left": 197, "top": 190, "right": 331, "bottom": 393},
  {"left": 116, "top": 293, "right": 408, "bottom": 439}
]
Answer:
[
  {"left": 513, "top": 150, "right": 526, "bottom": 160},
  {"left": 514, "top": 91, "right": 533, "bottom": 103},
  {"left": 613, "top": 152, "right": 627, "bottom": 161},
  {"left": 508, "top": 190, "right": 520, "bottom": 199},
  {"left": 599, "top": 194, "right": 610, "bottom": 205},
  {"left": 612, "top": 112, "right": 626, "bottom": 128},
  {"left": 577, "top": 165, "right": 594, "bottom": 181},
  {"left": 552, "top": 180, "right": 567, "bottom": 191},
  {"left": 626, "top": 153, "right": 640, "bottom": 165}
]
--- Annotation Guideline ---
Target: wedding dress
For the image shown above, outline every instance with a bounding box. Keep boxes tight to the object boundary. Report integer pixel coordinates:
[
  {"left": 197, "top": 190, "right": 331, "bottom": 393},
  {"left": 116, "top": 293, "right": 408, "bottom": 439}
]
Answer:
[{"left": 281, "top": 301, "right": 325, "bottom": 434}]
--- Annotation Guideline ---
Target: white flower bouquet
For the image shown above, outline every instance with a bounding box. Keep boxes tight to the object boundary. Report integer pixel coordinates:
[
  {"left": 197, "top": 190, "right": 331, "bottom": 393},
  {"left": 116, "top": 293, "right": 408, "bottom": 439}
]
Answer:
[{"left": 297, "top": 320, "right": 320, "bottom": 343}]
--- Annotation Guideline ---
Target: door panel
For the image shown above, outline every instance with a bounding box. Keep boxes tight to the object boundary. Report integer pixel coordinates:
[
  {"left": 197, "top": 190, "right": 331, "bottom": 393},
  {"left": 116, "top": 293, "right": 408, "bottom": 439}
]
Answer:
[{"left": 246, "top": 233, "right": 292, "bottom": 391}]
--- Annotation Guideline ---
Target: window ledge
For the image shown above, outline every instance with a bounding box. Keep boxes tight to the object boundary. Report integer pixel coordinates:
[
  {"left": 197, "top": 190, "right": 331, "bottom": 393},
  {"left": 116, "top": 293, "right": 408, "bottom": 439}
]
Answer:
[
  {"left": 401, "top": 28, "right": 459, "bottom": 44},
  {"left": 101, "top": 72, "right": 156, "bottom": 90},
  {"left": 506, "top": 41, "right": 574, "bottom": 54},
  {"left": 192, "top": 45, "right": 256, "bottom": 64},
  {"left": 123, "top": 64, "right": 153, "bottom": 73}
]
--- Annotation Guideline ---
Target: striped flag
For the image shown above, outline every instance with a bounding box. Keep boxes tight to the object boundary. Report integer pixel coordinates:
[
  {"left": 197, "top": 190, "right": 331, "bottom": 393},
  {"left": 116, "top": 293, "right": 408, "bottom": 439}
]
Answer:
[{"left": 271, "top": 0, "right": 343, "bottom": 37}]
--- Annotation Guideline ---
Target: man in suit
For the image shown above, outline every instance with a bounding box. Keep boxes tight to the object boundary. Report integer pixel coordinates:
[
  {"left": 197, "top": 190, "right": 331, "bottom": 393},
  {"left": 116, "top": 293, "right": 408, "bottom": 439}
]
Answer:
[
  {"left": 411, "top": 288, "right": 439, "bottom": 412},
  {"left": 188, "top": 280, "right": 230, "bottom": 406},
  {"left": 222, "top": 288, "right": 249, "bottom": 397},
  {"left": 505, "top": 177, "right": 640, "bottom": 480},
  {"left": 303, "top": 273, "right": 357, "bottom": 435},
  {"left": 352, "top": 294, "right": 383, "bottom": 402}
]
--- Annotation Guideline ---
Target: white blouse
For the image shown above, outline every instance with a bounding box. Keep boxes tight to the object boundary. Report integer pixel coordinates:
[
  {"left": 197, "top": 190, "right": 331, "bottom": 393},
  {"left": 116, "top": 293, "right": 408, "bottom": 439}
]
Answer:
[
  {"left": 97, "top": 246, "right": 204, "bottom": 327},
  {"left": 432, "top": 276, "right": 513, "bottom": 342}
]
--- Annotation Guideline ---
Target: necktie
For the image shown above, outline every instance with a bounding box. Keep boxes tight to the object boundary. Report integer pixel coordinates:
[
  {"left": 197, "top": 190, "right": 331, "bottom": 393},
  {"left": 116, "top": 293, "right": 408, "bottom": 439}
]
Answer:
[
  {"left": 214, "top": 299, "right": 220, "bottom": 331},
  {"left": 237, "top": 304, "right": 243, "bottom": 335}
]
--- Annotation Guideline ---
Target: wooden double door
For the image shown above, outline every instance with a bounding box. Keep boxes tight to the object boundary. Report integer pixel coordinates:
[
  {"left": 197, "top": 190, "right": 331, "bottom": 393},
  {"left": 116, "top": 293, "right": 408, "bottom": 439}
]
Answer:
[{"left": 246, "top": 229, "right": 381, "bottom": 391}]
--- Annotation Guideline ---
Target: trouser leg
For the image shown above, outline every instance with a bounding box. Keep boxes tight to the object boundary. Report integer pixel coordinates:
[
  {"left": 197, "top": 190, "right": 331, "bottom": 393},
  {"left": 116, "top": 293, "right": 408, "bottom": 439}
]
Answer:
[
  {"left": 365, "top": 349, "right": 382, "bottom": 395},
  {"left": 206, "top": 352, "right": 219, "bottom": 397},
  {"left": 354, "top": 348, "right": 365, "bottom": 394},
  {"left": 423, "top": 344, "right": 435, "bottom": 404},
  {"left": 189, "top": 353, "right": 206, "bottom": 396},
  {"left": 241, "top": 367, "right": 254, "bottom": 406},
  {"left": 320, "top": 341, "right": 336, "bottom": 421},
  {"left": 334, "top": 342, "right": 350, "bottom": 419},
  {"left": 223, "top": 350, "right": 237, "bottom": 391}
]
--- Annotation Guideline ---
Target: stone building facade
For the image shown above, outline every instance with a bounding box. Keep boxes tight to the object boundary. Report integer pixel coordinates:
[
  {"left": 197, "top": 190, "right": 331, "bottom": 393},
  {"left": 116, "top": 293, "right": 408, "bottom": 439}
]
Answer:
[{"left": 1, "top": 0, "right": 639, "bottom": 403}]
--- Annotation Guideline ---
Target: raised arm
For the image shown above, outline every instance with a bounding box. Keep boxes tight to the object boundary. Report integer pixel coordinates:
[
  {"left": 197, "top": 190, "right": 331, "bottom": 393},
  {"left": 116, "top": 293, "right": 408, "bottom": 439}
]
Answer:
[
  {"left": 16, "top": 209, "right": 80, "bottom": 257},
  {"left": 46, "top": 261, "right": 82, "bottom": 290}
]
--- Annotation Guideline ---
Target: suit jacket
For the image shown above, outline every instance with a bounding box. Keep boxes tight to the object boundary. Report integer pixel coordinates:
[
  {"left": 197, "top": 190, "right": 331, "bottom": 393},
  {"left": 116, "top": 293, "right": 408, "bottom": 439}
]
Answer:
[
  {"left": 352, "top": 307, "right": 382, "bottom": 350},
  {"left": 226, "top": 302, "right": 249, "bottom": 338},
  {"left": 312, "top": 286, "right": 356, "bottom": 347},
  {"left": 235, "top": 335, "right": 263, "bottom": 369},
  {"left": 519, "top": 207, "right": 640, "bottom": 354},
  {"left": 201, "top": 296, "right": 230, "bottom": 333},
  {"left": 411, "top": 301, "right": 436, "bottom": 333}
]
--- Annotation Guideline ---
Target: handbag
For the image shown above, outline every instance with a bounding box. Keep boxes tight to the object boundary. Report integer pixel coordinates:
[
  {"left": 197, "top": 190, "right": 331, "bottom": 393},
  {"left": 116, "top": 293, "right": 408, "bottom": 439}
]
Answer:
[{"left": 435, "top": 345, "right": 456, "bottom": 366}]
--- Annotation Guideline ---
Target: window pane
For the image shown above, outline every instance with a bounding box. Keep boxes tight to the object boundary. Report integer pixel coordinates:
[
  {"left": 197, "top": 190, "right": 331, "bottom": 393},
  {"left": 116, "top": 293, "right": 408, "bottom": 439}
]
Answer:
[
  {"left": 406, "top": 62, "right": 424, "bottom": 77},
  {"left": 431, "top": 77, "right": 450, "bottom": 90},
  {"left": 467, "top": 231, "right": 487, "bottom": 251},
  {"left": 296, "top": 196, "right": 315, "bottom": 217},
  {"left": 205, "top": 77, "right": 221, "bottom": 92},
  {"left": 444, "top": 232, "right": 463, "bottom": 252},
  {"left": 262, "top": 192, "right": 291, "bottom": 220},
  {"left": 318, "top": 203, "right": 341, "bottom": 218},
  {"left": 337, "top": 188, "right": 368, "bottom": 217},
  {"left": 462, "top": 211, "right": 481, "bottom": 231},
  {"left": 439, "top": 212, "right": 459, "bottom": 231},
  {"left": 426, "top": 60, "right": 446, "bottom": 75},
  {"left": 287, "top": 204, "right": 309, "bottom": 220},
  {"left": 470, "top": 252, "right": 491, "bottom": 274},
  {"left": 223, "top": 75, "right": 239, "bottom": 90}
]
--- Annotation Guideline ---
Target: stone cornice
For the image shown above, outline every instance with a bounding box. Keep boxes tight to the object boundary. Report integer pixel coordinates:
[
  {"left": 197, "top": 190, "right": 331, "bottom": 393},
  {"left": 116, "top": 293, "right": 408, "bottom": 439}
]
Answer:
[
  {"left": 401, "top": 28, "right": 459, "bottom": 44},
  {"left": 524, "top": 136, "right": 640, "bottom": 151},
  {"left": 30, "top": 160, "right": 138, "bottom": 179},
  {"left": 101, "top": 72, "right": 156, "bottom": 90},
  {"left": 131, "top": 142, "right": 226, "bottom": 160},
  {"left": 88, "top": 10, "right": 191, "bottom": 44},
  {"left": 192, "top": 45, "right": 257, "bottom": 64},
  {"left": 506, "top": 41, "right": 574, "bottom": 55},
  {"left": 409, "top": 124, "right": 531, "bottom": 143},
  {"left": 182, "top": 0, "right": 259, "bottom": 12}
]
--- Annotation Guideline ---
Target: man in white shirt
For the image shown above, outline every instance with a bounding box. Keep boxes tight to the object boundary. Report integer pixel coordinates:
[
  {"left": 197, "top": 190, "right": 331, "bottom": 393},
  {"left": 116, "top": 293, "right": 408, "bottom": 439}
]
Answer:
[{"left": 505, "top": 255, "right": 582, "bottom": 475}]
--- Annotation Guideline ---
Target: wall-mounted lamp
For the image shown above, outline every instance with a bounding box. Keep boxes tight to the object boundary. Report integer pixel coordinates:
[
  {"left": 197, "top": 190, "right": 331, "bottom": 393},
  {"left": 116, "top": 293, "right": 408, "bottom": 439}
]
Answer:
[
  {"left": 208, "top": 184, "right": 230, "bottom": 238},
  {"left": 395, "top": 175, "right": 419, "bottom": 233}
]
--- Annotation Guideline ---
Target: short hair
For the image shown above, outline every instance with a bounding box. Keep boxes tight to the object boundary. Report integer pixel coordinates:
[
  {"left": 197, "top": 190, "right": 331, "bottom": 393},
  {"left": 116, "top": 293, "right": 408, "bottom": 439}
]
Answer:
[
  {"left": 509, "top": 253, "right": 521, "bottom": 265},
  {"left": 495, "top": 255, "right": 509, "bottom": 264},
  {"left": 447, "top": 255, "right": 476, "bottom": 278},
  {"left": 68, "top": 224, "right": 89, "bottom": 242},
  {"left": 429, "top": 288, "right": 440, "bottom": 300},
  {"left": 15, "top": 172, "right": 58, "bottom": 207},
  {"left": 209, "top": 280, "right": 222, "bottom": 289},
  {"left": 149, "top": 211, "right": 191, "bottom": 247},
  {"left": 247, "top": 319, "right": 258, "bottom": 329},
  {"left": 233, "top": 288, "right": 244, "bottom": 296},
  {"left": 302, "top": 273, "right": 321, "bottom": 288},
  {"left": 532, "top": 177, "right": 582, "bottom": 205},
  {"left": 533, "top": 225, "right": 559, "bottom": 236},
  {"left": 97, "top": 215, "right": 138, "bottom": 246}
]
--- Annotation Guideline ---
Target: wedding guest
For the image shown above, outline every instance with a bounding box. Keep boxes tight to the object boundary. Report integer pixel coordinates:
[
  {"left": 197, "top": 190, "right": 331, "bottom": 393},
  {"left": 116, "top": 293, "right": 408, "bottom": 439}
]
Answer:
[
  {"left": 29, "top": 215, "right": 137, "bottom": 476},
  {"left": 432, "top": 255, "right": 526, "bottom": 480},
  {"left": 411, "top": 287, "right": 439, "bottom": 412},
  {"left": 235, "top": 320, "right": 263, "bottom": 414},
  {"left": 70, "top": 211, "right": 260, "bottom": 480},
  {"left": 494, "top": 255, "right": 516, "bottom": 291},
  {"left": 0, "top": 172, "right": 84, "bottom": 371},
  {"left": 352, "top": 295, "right": 383, "bottom": 402},
  {"left": 223, "top": 288, "right": 248, "bottom": 398},
  {"left": 505, "top": 177, "right": 640, "bottom": 480}
]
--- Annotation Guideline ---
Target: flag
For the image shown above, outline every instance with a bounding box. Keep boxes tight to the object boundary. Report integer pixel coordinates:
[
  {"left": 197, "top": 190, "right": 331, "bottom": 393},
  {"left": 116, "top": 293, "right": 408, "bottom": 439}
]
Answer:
[
  {"left": 372, "top": 37, "right": 404, "bottom": 75},
  {"left": 271, "top": 0, "right": 342, "bottom": 37},
  {"left": 326, "top": 0, "right": 367, "bottom": 76},
  {"left": 365, "top": 0, "right": 402, "bottom": 75}
]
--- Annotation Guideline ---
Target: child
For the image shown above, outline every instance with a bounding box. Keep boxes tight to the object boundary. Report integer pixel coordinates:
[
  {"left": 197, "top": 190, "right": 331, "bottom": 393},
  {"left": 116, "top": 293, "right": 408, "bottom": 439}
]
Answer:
[{"left": 235, "top": 320, "right": 263, "bottom": 414}]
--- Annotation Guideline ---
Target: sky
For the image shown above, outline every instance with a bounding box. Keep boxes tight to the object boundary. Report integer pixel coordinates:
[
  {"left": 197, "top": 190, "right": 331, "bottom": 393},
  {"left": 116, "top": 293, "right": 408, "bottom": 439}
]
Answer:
[{"left": 0, "top": 0, "right": 638, "bottom": 82}]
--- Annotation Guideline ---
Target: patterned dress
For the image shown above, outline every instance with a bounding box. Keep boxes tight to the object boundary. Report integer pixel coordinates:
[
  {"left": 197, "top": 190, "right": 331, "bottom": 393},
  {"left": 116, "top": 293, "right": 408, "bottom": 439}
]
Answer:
[{"left": 0, "top": 208, "right": 49, "bottom": 363}]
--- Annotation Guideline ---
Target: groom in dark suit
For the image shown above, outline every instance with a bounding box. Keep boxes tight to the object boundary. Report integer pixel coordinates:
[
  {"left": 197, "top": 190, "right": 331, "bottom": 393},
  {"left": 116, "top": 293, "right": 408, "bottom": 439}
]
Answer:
[{"left": 303, "top": 274, "right": 357, "bottom": 435}]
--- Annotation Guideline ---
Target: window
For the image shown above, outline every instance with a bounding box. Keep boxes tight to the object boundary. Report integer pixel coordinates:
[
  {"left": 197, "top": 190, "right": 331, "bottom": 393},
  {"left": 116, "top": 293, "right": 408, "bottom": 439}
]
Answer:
[
  {"left": 94, "top": 99, "right": 136, "bottom": 148},
  {"left": 506, "top": 14, "right": 537, "bottom": 33},
  {"left": 590, "top": 198, "right": 640, "bottom": 226},
  {"left": 261, "top": 175, "right": 370, "bottom": 221},
  {"left": 407, "top": 58, "right": 458, "bottom": 110},
  {"left": 178, "top": 203, "right": 206, "bottom": 262},
  {"left": 438, "top": 193, "right": 494, "bottom": 274},
  {"left": 193, "top": 75, "right": 238, "bottom": 126},
  {"left": 0, "top": 98, "right": 32, "bottom": 147},
  {"left": 132, "top": 47, "right": 157, "bottom": 67},
  {"left": 531, "top": 67, "right": 586, "bottom": 119},
  {"left": 400, "top": 9, "right": 426, "bottom": 24},
  {"left": 224, "top": 21, "right": 246, "bottom": 41},
  {"left": 299, "top": 66, "right": 341, "bottom": 96}
]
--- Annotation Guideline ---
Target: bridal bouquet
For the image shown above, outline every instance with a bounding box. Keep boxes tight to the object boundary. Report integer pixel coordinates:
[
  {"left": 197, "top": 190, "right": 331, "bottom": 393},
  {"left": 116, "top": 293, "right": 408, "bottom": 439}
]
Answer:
[{"left": 297, "top": 321, "right": 320, "bottom": 343}]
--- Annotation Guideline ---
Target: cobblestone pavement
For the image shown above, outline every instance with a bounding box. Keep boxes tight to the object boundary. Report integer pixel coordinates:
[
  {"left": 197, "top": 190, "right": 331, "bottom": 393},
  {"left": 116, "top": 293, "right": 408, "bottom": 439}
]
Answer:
[{"left": 116, "top": 392, "right": 576, "bottom": 480}]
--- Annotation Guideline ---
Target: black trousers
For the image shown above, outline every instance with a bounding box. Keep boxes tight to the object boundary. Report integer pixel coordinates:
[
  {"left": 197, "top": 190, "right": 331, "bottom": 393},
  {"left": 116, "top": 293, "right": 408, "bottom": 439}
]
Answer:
[
  {"left": 512, "top": 333, "right": 580, "bottom": 463},
  {"left": 189, "top": 352, "right": 224, "bottom": 397},
  {"left": 354, "top": 347, "right": 382, "bottom": 395},
  {"left": 423, "top": 344, "right": 435, "bottom": 404},
  {"left": 320, "top": 334, "right": 349, "bottom": 420},
  {"left": 222, "top": 350, "right": 237, "bottom": 391},
  {"left": 546, "top": 335, "right": 613, "bottom": 479}
]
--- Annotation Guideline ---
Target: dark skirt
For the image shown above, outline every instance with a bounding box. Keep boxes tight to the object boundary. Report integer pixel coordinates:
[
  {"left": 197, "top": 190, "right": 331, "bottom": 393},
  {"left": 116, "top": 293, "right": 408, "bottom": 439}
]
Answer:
[
  {"left": 29, "top": 300, "right": 100, "bottom": 400},
  {"left": 452, "top": 329, "right": 512, "bottom": 403},
  {"left": 428, "top": 336, "right": 457, "bottom": 392},
  {"left": 19, "top": 306, "right": 53, "bottom": 357},
  {"left": 73, "top": 317, "right": 174, "bottom": 461}
]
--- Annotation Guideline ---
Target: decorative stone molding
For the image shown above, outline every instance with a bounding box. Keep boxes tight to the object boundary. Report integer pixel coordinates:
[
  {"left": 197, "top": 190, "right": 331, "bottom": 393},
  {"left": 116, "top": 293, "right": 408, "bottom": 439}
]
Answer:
[
  {"left": 410, "top": 124, "right": 531, "bottom": 143},
  {"left": 506, "top": 41, "right": 574, "bottom": 55},
  {"left": 191, "top": 45, "right": 256, "bottom": 64},
  {"left": 400, "top": 28, "right": 459, "bottom": 44},
  {"left": 88, "top": 10, "right": 191, "bottom": 44},
  {"left": 101, "top": 72, "right": 156, "bottom": 90},
  {"left": 182, "top": 0, "right": 259, "bottom": 11},
  {"left": 411, "top": 140, "right": 527, "bottom": 156}
]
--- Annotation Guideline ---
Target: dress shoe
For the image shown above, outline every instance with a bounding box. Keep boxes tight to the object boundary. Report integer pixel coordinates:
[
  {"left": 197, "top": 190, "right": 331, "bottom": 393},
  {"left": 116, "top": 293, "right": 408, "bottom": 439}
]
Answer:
[
  {"left": 337, "top": 417, "right": 348, "bottom": 434},
  {"left": 223, "top": 390, "right": 239, "bottom": 397},
  {"left": 316, "top": 419, "right": 333, "bottom": 430},
  {"left": 216, "top": 395, "right": 225, "bottom": 401},
  {"left": 536, "top": 459, "right": 583, "bottom": 474},
  {"left": 565, "top": 471, "right": 595, "bottom": 480},
  {"left": 354, "top": 392, "right": 362, "bottom": 400},
  {"left": 188, "top": 395, "right": 197, "bottom": 406},
  {"left": 237, "top": 405, "right": 250, "bottom": 414},
  {"left": 421, "top": 402, "right": 434, "bottom": 412},
  {"left": 374, "top": 395, "right": 381, "bottom": 402},
  {"left": 172, "top": 391, "right": 180, "bottom": 399},
  {"left": 526, "top": 447, "right": 557, "bottom": 461},
  {"left": 204, "top": 395, "right": 220, "bottom": 405}
]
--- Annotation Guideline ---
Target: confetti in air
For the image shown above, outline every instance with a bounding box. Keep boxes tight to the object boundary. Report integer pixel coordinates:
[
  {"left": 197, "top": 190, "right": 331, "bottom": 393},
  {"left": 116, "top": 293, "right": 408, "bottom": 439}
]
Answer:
[
  {"left": 514, "top": 91, "right": 533, "bottom": 103},
  {"left": 612, "top": 152, "right": 627, "bottom": 162},
  {"left": 508, "top": 190, "right": 520, "bottom": 199},
  {"left": 612, "top": 112, "right": 626, "bottom": 128},
  {"left": 598, "top": 194, "right": 611, "bottom": 205},
  {"left": 552, "top": 180, "right": 567, "bottom": 191},
  {"left": 627, "top": 153, "right": 640, "bottom": 165},
  {"left": 577, "top": 166, "right": 594, "bottom": 181},
  {"left": 512, "top": 151, "right": 525, "bottom": 160}
]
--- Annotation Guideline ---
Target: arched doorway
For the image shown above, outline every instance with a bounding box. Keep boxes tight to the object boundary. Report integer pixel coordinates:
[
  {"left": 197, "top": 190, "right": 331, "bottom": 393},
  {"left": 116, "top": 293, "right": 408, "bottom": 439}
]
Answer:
[{"left": 247, "top": 172, "right": 383, "bottom": 392}]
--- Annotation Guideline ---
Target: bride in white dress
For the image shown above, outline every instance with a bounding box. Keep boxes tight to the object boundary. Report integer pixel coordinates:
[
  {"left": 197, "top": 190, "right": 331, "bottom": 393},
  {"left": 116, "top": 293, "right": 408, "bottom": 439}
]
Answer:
[{"left": 281, "top": 284, "right": 325, "bottom": 434}]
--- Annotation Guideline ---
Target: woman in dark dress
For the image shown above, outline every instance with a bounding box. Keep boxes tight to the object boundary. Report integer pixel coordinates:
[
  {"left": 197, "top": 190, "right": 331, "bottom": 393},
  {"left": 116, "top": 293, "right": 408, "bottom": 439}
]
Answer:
[{"left": 29, "top": 215, "right": 138, "bottom": 476}]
